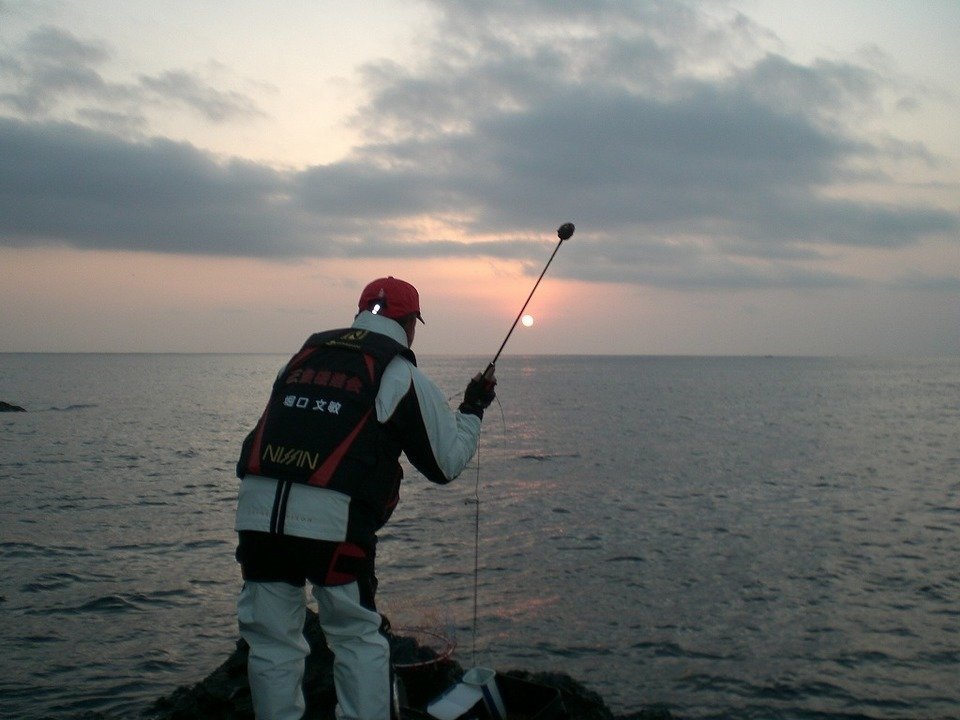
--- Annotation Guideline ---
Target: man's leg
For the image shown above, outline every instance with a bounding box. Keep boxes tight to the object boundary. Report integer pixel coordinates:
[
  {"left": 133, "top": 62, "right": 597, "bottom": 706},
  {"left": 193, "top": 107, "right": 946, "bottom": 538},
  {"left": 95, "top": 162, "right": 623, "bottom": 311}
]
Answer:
[
  {"left": 313, "top": 583, "right": 390, "bottom": 720},
  {"left": 238, "top": 581, "right": 310, "bottom": 720}
]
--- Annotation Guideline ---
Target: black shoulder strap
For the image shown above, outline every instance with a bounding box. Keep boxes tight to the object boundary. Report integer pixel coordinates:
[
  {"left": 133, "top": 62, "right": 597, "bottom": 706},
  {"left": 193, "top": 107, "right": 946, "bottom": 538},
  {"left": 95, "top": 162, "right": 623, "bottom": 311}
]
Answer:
[{"left": 303, "top": 327, "right": 416, "bottom": 366}]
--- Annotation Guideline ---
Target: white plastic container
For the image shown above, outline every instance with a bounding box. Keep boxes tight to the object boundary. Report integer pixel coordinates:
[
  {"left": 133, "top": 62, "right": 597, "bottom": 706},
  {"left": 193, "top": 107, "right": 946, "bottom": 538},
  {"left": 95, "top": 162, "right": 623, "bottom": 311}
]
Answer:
[{"left": 462, "top": 667, "right": 507, "bottom": 720}]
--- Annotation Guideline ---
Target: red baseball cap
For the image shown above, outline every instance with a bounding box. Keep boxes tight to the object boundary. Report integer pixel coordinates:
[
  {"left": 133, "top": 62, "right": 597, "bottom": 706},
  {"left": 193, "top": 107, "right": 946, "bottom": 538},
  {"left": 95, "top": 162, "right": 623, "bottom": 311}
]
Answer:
[{"left": 358, "top": 277, "right": 425, "bottom": 323}]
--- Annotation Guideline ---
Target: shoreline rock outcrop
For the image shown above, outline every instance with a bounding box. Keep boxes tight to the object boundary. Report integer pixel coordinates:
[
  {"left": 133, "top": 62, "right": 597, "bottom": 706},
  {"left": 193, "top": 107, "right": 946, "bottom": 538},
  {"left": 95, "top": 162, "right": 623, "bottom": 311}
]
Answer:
[{"left": 143, "top": 610, "right": 673, "bottom": 720}]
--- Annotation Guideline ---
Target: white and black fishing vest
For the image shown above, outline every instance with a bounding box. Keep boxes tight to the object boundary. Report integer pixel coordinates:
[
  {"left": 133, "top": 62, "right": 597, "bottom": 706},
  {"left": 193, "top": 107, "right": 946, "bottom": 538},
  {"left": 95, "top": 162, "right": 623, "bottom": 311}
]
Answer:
[
  {"left": 235, "top": 312, "right": 483, "bottom": 560},
  {"left": 237, "top": 327, "right": 414, "bottom": 540}
]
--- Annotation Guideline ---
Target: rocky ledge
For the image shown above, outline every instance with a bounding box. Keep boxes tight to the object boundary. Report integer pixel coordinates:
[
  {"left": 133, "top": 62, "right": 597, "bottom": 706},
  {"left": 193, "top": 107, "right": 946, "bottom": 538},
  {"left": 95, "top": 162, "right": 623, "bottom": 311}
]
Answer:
[
  {"left": 143, "top": 609, "right": 673, "bottom": 720},
  {"left": 0, "top": 400, "right": 26, "bottom": 412}
]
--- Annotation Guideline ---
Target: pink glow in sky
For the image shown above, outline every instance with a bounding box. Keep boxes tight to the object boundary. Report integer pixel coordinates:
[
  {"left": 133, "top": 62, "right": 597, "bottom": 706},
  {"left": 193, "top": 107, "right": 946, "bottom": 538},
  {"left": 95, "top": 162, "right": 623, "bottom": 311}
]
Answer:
[{"left": 1, "top": 1, "right": 958, "bottom": 355}]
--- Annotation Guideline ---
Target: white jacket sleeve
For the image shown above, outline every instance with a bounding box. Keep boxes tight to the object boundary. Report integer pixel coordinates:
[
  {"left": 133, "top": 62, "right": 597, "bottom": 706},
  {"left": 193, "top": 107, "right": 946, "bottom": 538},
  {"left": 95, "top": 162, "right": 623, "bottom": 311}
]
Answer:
[{"left": 375, "top": 357, "right": 481, "bottom": 483}]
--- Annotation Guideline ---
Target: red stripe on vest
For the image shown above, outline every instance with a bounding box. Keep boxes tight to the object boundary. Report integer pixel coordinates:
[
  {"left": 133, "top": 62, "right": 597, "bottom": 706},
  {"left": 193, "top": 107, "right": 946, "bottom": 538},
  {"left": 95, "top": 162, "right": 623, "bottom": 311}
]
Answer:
[
  {"left": 364, "top": 352, "right": 376, "bottom": 381},
  {"left": 246, "top": 347, "right": 318, "bottom": 476},
  {"left": 325, "top": 542, "right": 367, "bottom": 585},
  {"left": 306, "top": 408, "right": 373, "bottom": 487},
  {"left": 245, "top": 406, "right": 269, "bottom": 475},
  {"left": 288, "top": 346, "right": 318, "bottom": 371}
]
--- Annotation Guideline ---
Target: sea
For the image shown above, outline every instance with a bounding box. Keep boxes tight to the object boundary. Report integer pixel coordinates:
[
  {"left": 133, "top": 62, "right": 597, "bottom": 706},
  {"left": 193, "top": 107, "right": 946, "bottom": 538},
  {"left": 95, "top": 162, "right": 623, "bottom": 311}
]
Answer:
[{"left": 1, "top": 353, "right": 958, "bottom": 720}]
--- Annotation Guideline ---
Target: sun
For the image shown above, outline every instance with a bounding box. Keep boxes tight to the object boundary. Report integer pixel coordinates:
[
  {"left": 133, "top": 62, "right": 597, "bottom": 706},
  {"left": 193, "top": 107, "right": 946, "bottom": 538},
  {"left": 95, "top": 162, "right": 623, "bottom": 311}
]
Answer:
[{"left": 521, "top": 314, "right": 534, "bottom": 327}]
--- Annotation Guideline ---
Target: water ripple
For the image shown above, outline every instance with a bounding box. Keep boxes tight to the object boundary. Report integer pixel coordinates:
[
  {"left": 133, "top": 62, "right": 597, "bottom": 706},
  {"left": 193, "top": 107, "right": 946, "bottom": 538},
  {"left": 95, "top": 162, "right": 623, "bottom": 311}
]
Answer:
[
  {"left": 4, "top": 354, "right": 960, "bottom": 720},
  {"left": 0, "top": 541, "right": 93, "bottom": 558}
]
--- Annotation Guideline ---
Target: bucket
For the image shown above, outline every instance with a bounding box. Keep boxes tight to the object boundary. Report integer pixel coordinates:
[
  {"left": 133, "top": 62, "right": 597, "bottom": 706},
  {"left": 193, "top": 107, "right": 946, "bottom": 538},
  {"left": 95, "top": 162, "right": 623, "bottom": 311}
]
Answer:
[{"left": 389, "top": 627, "right": 459, "bottom": 708}]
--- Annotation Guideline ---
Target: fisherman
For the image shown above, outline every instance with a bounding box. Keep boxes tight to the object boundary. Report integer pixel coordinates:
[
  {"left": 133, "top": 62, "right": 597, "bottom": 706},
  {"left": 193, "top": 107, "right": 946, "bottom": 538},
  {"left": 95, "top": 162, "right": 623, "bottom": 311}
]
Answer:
[{"left": 234, "top": 276, "right": 495, "bottom": 720}]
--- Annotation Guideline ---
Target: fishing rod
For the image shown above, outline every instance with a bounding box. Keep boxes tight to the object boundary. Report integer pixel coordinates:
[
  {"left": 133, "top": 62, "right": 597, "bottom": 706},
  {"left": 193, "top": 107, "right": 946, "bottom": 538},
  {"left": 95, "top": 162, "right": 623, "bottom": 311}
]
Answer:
[
  {"left": 482, "top": 222, "right": 575, "bottom": 379},
  {"left": 468, "top": 222, "right": 573, "bottom": 665}
]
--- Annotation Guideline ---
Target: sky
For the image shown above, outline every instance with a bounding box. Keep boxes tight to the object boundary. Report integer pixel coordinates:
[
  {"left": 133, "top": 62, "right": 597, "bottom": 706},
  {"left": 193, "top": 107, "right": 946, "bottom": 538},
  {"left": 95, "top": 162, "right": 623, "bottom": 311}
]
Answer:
[{"left": 1, "top": 0, "right": 958, "bottom": 356}]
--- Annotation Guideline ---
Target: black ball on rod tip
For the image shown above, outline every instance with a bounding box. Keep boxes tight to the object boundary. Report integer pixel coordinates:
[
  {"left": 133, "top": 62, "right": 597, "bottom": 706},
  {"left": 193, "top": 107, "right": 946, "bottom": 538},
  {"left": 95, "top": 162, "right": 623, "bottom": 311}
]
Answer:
[{"left": 557, "top": 222, "right": 575, "bottom": 241}]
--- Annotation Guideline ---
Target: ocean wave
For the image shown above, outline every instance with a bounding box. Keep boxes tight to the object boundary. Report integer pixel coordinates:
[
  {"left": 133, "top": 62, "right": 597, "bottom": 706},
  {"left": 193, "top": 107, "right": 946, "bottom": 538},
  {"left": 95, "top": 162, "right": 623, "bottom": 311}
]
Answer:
[
  {"left": 43, "top": 403, "right": 98, "bottom": 412},
  {"left": 182, "top": 538, "right": 231, "bottom": 550},
  {"left": 0, "top": 541, "right": 93, "bottom": 559},
  {"left": 632, "top": 641, "right": 729, "bottom": 661},
  {"left": 19, "top": 571, "right": 108, "bottom": 594},
  {"left": 15, "top": 633, "right": 65, "bottom": 644},
  {"left": 75, "top": 594, "right": 144, "bottom": 614},
  {"left": 63, "top": 590, "right": 191, "bottom": 614},
  {"left": 680, "top": 673, "right": 853, "bottom": 702},
  {"left": 518, "top": 451, "right": 582, "bottom": 461},
  {"left": 605, "top": 555, "right": 645, "bottom": 564},
  {"left": 21, "top": 580, "right": 73, "bottom": 593}
]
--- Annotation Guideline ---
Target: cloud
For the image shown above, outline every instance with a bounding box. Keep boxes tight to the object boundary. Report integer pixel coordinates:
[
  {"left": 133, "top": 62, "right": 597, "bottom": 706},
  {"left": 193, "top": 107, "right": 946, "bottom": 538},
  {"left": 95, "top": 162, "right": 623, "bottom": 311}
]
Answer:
[
  {"left": 138, "top": 70, "right": 267, "bottom": 122},
  {"left": 0, "top": 118, "right": 294, "bottom": 255},
  {"left": 0, "top": 26, "right": 265, "bottom": 129},
  {"left": 0, "top": 118, "right": 547, "bottom": 260},
  {"left": 0, "top": 1, "right": 957, "bottom": 293},
  {"left": 0, "top": 26, "right": 114, "bottom": 115}
]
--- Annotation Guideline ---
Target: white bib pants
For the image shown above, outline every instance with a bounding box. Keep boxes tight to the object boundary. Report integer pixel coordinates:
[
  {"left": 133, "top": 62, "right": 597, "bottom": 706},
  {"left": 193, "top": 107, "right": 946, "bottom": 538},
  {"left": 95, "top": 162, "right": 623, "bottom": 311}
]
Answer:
[{"left": 238, "top": 580, "right": 391, "bottom": 720}]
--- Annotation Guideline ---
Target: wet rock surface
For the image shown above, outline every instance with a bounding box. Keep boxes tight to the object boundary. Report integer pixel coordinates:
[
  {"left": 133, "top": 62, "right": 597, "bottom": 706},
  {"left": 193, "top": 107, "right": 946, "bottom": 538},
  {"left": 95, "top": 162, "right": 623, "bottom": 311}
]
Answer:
[{"left": 143, "top": 610, "right": 673, "bottom": 720}]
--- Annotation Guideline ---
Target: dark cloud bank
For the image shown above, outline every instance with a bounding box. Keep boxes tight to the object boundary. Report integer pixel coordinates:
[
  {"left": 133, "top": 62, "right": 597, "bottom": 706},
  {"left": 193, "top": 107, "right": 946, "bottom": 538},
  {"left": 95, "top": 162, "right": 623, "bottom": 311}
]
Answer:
[{"left": 1, "top": 2, "right": 956, "bottom": 291}]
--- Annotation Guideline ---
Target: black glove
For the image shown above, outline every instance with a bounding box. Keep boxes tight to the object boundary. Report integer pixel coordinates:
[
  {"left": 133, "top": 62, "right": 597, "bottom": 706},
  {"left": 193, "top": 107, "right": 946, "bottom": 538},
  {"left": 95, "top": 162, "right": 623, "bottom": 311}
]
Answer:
[{"left": 459, "top": 373, "right": 496, "bottom": 419}]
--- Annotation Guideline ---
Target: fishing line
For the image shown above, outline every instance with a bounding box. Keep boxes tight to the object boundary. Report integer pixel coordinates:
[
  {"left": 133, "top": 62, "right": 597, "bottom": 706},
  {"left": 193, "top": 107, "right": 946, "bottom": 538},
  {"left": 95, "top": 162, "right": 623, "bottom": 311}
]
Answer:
[
  {"left": 469, "top": 397, "right": 505, "bottom": 668},
  {"left": 471, "top": 427, "right": 481, "bottom": 667}
]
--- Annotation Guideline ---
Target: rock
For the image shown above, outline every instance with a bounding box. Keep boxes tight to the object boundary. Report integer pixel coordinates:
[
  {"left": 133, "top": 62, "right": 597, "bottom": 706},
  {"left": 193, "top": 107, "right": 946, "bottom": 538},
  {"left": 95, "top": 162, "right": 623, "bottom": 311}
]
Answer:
[
  {"left": 0, "top": 401, "right": 26, "bottom": 412},
  {"left": 144, "top": 610, "right": 674, "bottom": 720}
]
